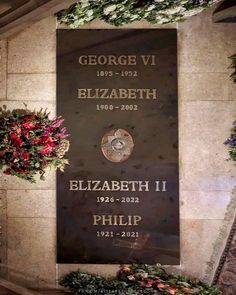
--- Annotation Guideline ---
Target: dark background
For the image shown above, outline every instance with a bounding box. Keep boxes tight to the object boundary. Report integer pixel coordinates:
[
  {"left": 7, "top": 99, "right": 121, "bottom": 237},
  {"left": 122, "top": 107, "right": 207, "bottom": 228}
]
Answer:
[{"left": 57, "top": 29, "right": 179, "bottom": 264}]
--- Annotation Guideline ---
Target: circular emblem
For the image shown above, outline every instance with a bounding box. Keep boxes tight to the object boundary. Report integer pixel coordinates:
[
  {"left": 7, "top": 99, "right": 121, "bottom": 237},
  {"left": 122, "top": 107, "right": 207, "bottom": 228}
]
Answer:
[{"left": 101, "top": 129, "right": 134, "bottom": 163}]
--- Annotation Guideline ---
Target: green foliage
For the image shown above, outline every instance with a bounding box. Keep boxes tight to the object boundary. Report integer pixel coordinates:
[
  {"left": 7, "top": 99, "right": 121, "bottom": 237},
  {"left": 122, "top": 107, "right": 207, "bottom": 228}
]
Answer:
[
  {"left": 60, "top": 264, "right": 222, "bottom": 295},
  {"left": 57, "top": 0, "right": 219, "bottom": 27},
  {"left": 229, "top": 54, "right": 236, "bottom": 83},
  {"left": 60, "top": 271, "right": 138, "bottom": 295},
  {"left": 225, "top": 120, "right": 236, "bottom": 161}
]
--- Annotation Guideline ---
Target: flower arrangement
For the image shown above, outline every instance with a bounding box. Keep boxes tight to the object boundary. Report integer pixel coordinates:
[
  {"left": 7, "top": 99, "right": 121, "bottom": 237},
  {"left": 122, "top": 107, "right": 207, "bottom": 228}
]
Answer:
[
  {"left": 60, "top": 264, "right": 221, "bottom": 295},
  {"left": 57, "top": 0, "right": 220, "bottom": 28},
  {"left": 224, "top": 120, "right": 236, "bottom": 161},
  {"left": 0, "top": 107, "right": 69, "bottom": 183},
  {"left": 229, "top": 54, "right": 236, "bottom": 83}
]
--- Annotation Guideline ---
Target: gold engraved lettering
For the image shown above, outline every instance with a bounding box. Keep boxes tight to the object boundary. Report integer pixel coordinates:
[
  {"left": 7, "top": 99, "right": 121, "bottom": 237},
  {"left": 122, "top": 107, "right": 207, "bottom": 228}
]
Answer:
[
  {"left": 69, "top": 180, "right": 151, "bottom": 191},
  {"left": 77, "top": 89, "right": 157, "bottom": 100},
  {"left": 93, "top": 215, "right": 142, "bottom": 226},
  {"left": 141, "top": 55, "right": 156, "bottom": 66},
  {"left": 78, "top": 55, "right": 137, "bottom": 66}
]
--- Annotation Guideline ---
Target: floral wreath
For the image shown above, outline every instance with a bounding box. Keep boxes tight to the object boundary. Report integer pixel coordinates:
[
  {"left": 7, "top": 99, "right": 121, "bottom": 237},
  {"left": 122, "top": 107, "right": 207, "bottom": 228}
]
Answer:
[
  {"left": 225, "top": 120, "right": 236, "bottom": 162},
  {"left": 61, "top": 264, "right": 221, "bottom": 294},
  {"left": 229, "top": 54, "right": 236, "bottom": 83},
  {"left": 57, "top": 0, "right": 220, "bottom": 28},
  {"left": 0, "top": 107, "right": 69, "bottom": 183}
]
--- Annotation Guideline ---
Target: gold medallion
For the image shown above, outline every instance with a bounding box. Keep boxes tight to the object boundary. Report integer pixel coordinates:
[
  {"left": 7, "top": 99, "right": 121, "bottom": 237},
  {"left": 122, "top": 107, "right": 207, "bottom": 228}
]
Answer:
[{"left": 101, "top": 129, "right": 134, "bottom": 163}]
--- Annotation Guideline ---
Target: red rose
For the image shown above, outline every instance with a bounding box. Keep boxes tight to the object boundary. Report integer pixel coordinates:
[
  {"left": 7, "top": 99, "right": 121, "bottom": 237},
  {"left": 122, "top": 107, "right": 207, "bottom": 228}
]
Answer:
[
  {"left": 157, "top": 283, "right": 165, "bottom": 289},
  {"left": 11, "top": 166, "right": 28, "bottom": 174},
  {"left": 40, "top": 145, "right": 53, "bottom": 155},
  {"left": 10, "top": 133, "right": 18, "bottom": 140},
  {"left": 10, "top": 133, "right": 23, "bottom": 146},
  {"left": 48, "top": 141, "right": 57, "bottom": 147},
  {"left": 13, "top": 151, "right": 20, "bottom": 158},
  {"left": 41, "top": 137, "right": 57, "bottom": 147},
  {"left": 21, "top": 130, "right": 30, "bottom": 137},
  {"left": 20, "top": 168, "right": 29, "bottom": 174},
  {"left": 21, "top": 151, "right": 30, "bottom": 160},
  {"left": 40, "top": 136, "right": 48, "bottom": 143},
  {"left": 3, "top": 168, "right": 12, "bottom": 175},
  {"left": 43, "top": 127, "right": 54, "bottom": 136},
  {"left": 32, "top": 138, "right": 41, "bottom": 144},
  {"left": 22, "top": 122, "right": 35, "bottom": 130},
  {"left": 167, "top": 287, "right": 177, "bottom": 295},
  {"left": 145, "top": 279, "right": 155, "bottom": 288},
  {"left": 122, "top": 266, "right": 131, "bottom": 273},
  {"left": 55, "top": 133, "right": 66, "bottom": 139},
  {"left": 11, "top": 124, "right": 21, "bottom": 133}
]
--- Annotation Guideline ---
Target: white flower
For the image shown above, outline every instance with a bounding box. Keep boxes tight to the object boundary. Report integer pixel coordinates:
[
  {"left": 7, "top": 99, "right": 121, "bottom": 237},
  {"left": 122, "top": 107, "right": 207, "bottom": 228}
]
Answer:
[
  {"left": 110, "top": 14, "right": 117, "bottom": 19},
  {"left": 147, "top": 5, "right": 156, "bottom": 11},
  {"left": 127, "top": 275, "right": 135, "bottom": 281},
  {"left": 154, "top": 0, "right": 165, "bottom": 2},
  {"left": 86, "top": 9, "right": 94, "bottom": 17},
  {"left": 81, "top": 0, "right": 90, "bottom": 8},
  {"left": 103, "top": 4, "right": 117, "bottom": 15},
  {"left": 70, "top": 19, "right": 86, "bottom": 28},
  {"left": 130, "top": 14, "right": 140, "bottom": 20},
  {"left": 85, "top": 14, "right": 94, "bottom": 21},
  {"left": 158, "top": 16, "right": 170, "bottom": 23},
  {"left": 163, "top": 6, "right": 185, "bottom": 15}
]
